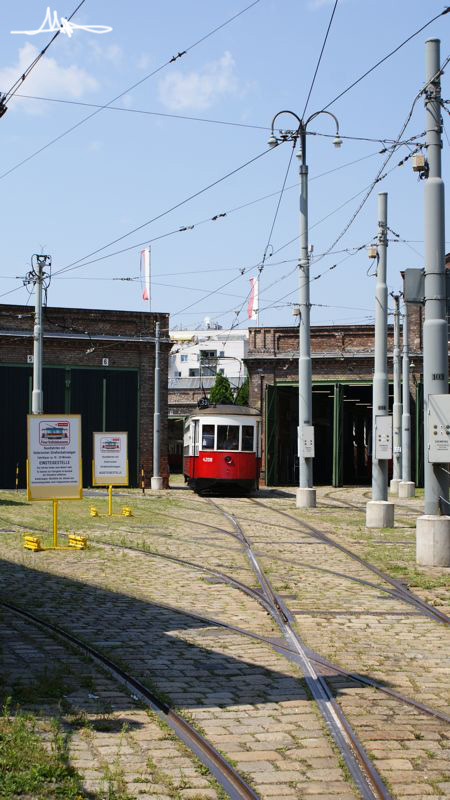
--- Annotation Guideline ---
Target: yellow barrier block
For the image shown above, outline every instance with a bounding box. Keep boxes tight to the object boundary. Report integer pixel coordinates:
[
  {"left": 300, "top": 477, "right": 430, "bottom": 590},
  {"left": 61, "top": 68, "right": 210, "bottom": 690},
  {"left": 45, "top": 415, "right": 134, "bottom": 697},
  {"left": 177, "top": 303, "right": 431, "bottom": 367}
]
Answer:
[
  {"left": 90, "top": 506, "right": 99, "bottom": 517},
  {"left": 23, "top": 535, "right": 42, "bottom": 552},
  {"left": 68, "top": 535, "right": 87, "bottom": 550},
  {"left": 122, "top": 506, "right": 133, "bottom": 517}
]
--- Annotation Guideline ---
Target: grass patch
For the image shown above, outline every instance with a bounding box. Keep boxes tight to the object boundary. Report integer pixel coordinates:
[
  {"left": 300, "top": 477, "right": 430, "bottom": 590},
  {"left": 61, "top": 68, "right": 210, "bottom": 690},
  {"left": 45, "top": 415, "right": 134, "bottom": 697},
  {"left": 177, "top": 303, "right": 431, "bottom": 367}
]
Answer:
[{"left": 0, "top": 701, "right": 85, "bottom": 800}]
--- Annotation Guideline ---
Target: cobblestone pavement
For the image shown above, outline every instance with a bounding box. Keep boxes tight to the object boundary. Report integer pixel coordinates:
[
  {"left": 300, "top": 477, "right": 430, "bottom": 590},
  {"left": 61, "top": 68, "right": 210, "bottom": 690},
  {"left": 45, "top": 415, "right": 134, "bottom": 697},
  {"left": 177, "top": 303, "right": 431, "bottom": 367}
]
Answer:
[{"left": 0, "top": 484, "right": 449, "bottom": 800}]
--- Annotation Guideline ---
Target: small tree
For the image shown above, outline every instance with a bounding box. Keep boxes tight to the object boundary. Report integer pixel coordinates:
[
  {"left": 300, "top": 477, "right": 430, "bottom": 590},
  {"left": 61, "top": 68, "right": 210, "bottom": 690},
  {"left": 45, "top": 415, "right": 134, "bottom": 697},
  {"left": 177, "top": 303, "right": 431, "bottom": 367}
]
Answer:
[
  {"left": 234, "top": 376, "right": 249, "bottom": 406},
  {"left": 209, "top": 373, "right": 234, "bottom": 405}
]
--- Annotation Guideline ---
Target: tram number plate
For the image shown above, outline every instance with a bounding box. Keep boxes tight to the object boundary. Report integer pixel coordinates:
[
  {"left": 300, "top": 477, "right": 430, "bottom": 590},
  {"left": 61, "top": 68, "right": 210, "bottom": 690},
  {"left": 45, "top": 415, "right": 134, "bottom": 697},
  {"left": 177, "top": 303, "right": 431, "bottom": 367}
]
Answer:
[{"left": 202, "top": 457, "right": 213, "bottom": 462}]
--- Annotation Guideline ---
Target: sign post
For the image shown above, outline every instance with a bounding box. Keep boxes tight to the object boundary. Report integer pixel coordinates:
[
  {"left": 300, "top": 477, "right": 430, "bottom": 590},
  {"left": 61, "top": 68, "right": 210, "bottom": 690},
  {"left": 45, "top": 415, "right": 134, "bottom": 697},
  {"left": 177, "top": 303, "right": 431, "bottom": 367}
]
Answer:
[
  {"left": 25, "top": 414, "right": 85, "bottom": 551},
  {"left": 91, "top": 432, "right": 131, "bottom": 517}
]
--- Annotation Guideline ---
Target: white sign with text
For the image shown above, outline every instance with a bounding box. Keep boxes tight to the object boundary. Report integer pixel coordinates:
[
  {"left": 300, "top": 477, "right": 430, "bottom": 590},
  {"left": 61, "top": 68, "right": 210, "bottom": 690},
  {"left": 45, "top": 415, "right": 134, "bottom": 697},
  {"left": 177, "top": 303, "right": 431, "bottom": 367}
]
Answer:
[
  {"left": 27, "top": 414, "right": 82, "bottom": 500},
  {"left": 93, "top": 432, "right": 128, "bottom": 486}
]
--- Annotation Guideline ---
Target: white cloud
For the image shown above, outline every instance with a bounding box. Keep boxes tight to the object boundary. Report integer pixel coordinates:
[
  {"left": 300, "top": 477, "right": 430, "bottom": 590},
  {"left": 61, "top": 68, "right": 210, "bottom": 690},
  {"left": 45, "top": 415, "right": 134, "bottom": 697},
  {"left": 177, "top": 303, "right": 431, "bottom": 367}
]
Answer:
[
  {"left": 0, "top": 43, "right": 99, "bottom": 113},
  {"left": 158, "top": 51, "right": 239, "bottom": 111},
  {"left": 88, "top": 41, "right": 123, "bottom": 65}
]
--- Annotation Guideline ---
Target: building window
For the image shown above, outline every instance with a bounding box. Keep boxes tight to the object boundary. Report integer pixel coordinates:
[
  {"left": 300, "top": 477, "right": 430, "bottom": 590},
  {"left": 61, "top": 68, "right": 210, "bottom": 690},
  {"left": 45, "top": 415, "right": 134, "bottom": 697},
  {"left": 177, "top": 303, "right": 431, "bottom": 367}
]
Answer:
[
  {"left": 218, "top": 368, "right": 225, "bottom": 375},
  {"left": 201, "top": 424, "right": 215, "bottom": 450},
  {"left": 217, "top": 425, "right": 239, "bottom": 451},
  {"left": 242, "top": 425, "right": 254, "bottom": 451},
  {"left": 180, "top": 355, "right": 188, "bottom": 362},
  {"left": 219, "top": 351, "right": 225, "bottom": 357},
  {"left": 189, "top": 368, "right": 200, "bottom": 377},
  {"left": 177, "top": 371, "right": 182, "bottom": 377},
  {"left": 200, "top": 350, "right": 216, "bottom": 360}
]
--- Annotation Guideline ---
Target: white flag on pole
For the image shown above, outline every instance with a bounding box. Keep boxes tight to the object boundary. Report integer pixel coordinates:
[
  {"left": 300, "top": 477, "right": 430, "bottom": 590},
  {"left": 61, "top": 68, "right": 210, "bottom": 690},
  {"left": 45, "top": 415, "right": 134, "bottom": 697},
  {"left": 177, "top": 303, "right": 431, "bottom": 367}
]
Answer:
[
  {"left": 247, "top": 276, "right": 259, "bottom": 320},
  {"left": 140, "top": 247, "right": 151, "bottom": 302}
]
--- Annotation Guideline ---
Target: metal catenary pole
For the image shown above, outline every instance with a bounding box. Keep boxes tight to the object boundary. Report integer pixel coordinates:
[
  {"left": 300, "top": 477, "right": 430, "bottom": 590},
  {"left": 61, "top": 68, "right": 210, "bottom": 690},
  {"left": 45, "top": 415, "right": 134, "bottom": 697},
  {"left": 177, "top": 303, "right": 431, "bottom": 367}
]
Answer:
[
  {"left": 391, "top": 292, "right": 402, "bottom": 488},
  {"left": 422, "top": 38, "right": 448, "bottom": 515},
  {"left": 152, "top": 320, "right": 161, "bottom": 486},
  {"left": 31, "top": 260, "right": 44, "bottom": 414},
  {"left": 401, "top": 300, "right": 412, "bottom": 483},
  {"left": 372, "top": 192, "right": 389, "bottom": 502},
  {"left": 298, "top": 126, "right": 314, "bottom": 495}
]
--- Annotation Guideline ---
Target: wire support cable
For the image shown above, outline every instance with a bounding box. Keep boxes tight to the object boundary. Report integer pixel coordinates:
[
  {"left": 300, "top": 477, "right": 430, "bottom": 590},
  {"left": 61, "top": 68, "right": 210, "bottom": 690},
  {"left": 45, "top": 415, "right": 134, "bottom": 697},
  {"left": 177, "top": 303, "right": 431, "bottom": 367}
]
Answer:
[
  {"left": 321, "top": 6, "right": 450, "bottom": 111},
  {"left": 302, "top": 0, "right": 339, "bottom": 118},
  {"left": 0, "top": 0, "right": 262, "bottom": 180},
  {"left": 1, "top": 0, "right": 86, "bottom": 111}
]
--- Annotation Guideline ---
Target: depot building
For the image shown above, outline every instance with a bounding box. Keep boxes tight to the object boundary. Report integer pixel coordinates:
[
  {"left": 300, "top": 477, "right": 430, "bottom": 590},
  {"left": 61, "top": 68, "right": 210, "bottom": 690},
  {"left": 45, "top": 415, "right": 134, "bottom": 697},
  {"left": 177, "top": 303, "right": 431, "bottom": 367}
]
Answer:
[{"left": 0, "top": 304, "right": 170, "bottom": 489}]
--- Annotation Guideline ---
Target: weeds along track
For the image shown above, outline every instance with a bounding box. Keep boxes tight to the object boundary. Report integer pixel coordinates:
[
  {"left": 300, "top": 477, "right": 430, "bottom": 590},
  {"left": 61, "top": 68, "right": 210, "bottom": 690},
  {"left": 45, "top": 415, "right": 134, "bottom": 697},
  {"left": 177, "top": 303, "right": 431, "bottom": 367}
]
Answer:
[
  {"left": 247, "top": 498, "right": 449, "bottom": 627},
  {"left": 1, "top": 599, "right": 259, "bottom": 800}
]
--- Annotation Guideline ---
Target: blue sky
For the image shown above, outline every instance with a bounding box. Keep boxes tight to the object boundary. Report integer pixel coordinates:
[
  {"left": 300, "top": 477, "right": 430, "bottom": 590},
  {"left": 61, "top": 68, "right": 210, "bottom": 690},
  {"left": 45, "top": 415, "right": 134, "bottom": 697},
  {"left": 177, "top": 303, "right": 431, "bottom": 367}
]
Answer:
[{"left": 0, "top": 0, "right": 448, "bottom": 329}]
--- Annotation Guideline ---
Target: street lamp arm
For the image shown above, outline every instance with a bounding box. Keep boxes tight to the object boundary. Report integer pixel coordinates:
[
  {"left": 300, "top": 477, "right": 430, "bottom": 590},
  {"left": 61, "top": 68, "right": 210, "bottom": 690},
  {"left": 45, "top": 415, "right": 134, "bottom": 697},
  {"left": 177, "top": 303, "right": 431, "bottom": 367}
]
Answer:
[
  {"left": 305, "top": 109, "right": 340, "bottom": 136},
  {"left": 270, "top": 109, "right": 302, "bottom": 135}
]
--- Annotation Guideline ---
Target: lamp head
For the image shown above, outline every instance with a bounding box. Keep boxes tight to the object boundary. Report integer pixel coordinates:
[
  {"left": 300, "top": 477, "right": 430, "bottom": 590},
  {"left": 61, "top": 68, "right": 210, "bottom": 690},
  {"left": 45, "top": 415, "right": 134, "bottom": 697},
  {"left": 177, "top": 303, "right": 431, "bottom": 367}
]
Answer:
[
  {"left": 267, "top": 133, "right": 278, "bottom": 148},
  {"left": 333, "top": 135, "right": 343, "bottom": 148}
]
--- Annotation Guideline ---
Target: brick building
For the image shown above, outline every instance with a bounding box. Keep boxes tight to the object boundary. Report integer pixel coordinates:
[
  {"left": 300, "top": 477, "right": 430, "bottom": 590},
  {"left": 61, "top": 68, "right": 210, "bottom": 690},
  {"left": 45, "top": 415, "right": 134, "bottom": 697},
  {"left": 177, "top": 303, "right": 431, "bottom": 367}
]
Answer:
[
  {"left": 0, "top": 304, "right": 170, "bottom": 488},
  {"left": 245, "top": 292, "right": 441, "bottom": 487}
]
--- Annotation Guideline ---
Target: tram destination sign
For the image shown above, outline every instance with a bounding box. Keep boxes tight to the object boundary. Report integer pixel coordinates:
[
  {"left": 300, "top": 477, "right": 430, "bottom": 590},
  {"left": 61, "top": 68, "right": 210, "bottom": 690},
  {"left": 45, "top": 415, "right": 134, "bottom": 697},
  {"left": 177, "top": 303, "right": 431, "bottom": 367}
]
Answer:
[
  {"left": 93, "top": 432, "right": 128, "bottom": 486},
  {"left": 27, "top": 414, "right": 82, "bottom": 500}
]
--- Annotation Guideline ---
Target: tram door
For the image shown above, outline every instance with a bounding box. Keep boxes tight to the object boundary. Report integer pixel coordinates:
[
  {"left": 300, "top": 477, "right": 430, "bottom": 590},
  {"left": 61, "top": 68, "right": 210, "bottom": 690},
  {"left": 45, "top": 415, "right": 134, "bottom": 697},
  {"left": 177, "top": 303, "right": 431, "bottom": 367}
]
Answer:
[{"left": 193, "top": 420, "right": 199, "bottom": 456}]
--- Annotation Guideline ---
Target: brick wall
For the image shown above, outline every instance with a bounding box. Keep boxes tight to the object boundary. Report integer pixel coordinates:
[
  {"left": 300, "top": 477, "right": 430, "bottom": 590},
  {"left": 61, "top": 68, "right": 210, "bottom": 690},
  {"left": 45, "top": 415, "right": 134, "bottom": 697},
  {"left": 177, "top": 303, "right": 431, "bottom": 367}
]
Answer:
[{"left": 0, "top": 304, "right": 170, "bottom": 486}]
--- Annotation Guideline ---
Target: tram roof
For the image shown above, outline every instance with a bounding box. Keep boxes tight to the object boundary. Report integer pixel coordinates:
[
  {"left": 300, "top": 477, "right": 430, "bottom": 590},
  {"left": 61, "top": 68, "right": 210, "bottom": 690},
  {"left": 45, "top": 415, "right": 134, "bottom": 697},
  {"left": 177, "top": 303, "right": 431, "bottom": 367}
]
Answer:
[{"left": 188, "top": 405, "right": 260, "bottom": 418}]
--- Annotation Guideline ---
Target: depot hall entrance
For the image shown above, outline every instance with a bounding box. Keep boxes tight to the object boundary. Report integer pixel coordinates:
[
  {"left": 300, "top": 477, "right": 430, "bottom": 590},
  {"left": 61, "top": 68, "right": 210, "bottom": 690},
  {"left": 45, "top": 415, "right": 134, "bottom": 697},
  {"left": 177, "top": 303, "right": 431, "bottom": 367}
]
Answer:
[{"left": 265, "top": 381, "right": 388, "bottom": 487}]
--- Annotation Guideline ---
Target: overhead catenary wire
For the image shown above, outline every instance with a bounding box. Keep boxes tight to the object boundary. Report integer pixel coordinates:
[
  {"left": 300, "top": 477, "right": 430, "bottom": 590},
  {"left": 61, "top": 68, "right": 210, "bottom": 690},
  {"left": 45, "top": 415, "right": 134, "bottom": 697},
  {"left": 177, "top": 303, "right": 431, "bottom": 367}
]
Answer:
[
  {"left": 0, "top": 0, "right": 262, "bottom": 181},
  {"left": 52, "top": 146, "right": 274, "bottom": 278},
  {"left": 321, "top": 6, "right": 450, "bottom": 112},
  {"left": 1, "top": 0, "right": 86, "bottom": 108},
  {"left": 302, "top": 0, "right": 339, "bottom": 118}
]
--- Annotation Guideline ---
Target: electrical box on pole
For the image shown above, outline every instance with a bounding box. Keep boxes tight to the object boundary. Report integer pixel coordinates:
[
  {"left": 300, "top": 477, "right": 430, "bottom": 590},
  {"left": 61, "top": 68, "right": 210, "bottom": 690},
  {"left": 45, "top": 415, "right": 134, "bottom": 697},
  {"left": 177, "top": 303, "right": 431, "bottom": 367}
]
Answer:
[
  {"left": 375, "top": 415, "right": 393, "bottom": 460},
  {"left": 428, "top": 395, "right": 450, "bottom": 463}
]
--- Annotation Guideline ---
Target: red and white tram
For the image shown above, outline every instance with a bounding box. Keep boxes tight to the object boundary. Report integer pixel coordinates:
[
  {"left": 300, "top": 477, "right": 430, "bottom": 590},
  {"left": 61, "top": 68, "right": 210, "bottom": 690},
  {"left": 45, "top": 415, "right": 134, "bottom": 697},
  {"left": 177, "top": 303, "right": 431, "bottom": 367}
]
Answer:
[{"left": 183, "top": 405, "right": 261, "bottom": 493}]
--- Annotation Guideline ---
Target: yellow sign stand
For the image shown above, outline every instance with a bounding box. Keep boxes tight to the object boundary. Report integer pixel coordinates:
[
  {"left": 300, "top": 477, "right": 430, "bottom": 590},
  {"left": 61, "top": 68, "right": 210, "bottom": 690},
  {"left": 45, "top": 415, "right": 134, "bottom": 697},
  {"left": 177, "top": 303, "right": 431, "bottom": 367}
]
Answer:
[
  {"left": 89, "top": 483, "right": 133, "bottom": 518},
  {"left": 23, "top": 499, "right": 87, "bottom": 551}
]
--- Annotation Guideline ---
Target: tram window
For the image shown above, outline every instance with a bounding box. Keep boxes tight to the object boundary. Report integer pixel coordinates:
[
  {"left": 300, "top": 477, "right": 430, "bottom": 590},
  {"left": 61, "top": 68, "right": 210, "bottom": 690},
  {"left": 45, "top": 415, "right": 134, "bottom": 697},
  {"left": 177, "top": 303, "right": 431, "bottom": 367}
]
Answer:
[
  {"left": 241, "top": 425, "right": 254, "bottom": 451},
  {"left": 202, "top": 424, "right": 215, "bottom": 450},
  {"left": 217, "top": 425, "right": 239, "bottom": 451}
]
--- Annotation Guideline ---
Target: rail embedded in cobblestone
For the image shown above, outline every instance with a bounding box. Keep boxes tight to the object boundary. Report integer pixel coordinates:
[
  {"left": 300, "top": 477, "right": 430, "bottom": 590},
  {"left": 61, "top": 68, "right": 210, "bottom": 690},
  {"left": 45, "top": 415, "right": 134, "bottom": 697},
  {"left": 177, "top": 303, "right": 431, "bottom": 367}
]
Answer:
[
  {"left": 204, "top": 497, "right": 394, "bottom": 800},
  {"left": 248, "top": 498, "right": 450, "bottom": 626},
  {"left": 1, "top": 600, "right": 261, "bottom": 800}
]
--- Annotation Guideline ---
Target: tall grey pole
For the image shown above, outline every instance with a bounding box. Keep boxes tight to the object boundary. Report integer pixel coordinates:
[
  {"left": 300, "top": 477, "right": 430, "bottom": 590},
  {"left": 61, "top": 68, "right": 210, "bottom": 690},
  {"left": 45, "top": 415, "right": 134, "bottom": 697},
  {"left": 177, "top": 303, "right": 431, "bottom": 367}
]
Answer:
[
  {"left": 366, "top": 193, "right": 394, "bottom": 527},
  {"left": 31, "top": 262, "right": 44, "bottom": 414},
  {"left": 296, "top": 128, "right": 316, "bottom": 508},
  {"left": 151, "top": 321, "right": 163, "bottom": 490},
  {"left": 390, "top": 292, "right": 402, "bottom": 492},
  {"left": 399, "top": 300, "right": 415, "bottom": 496},
  {"left": 422, "top": 38, "right": 448, "bottom": 516}
]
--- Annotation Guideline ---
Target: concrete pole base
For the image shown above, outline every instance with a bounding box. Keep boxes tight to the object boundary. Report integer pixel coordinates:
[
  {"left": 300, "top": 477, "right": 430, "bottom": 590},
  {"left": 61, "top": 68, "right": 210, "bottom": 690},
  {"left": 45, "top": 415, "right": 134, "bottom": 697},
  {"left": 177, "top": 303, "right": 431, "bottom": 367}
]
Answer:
[
  {"left": 151, "top": 477, "right": 163, "bottom": 491},
  {"left": 389, "top": 478, "right": 401, "bottom": 495},
  {"left": 296, "top": 488, "right": 316, "bottom": 508},
  {"left": 366, "top": 500, "right": 395, "bottom": 529},
  {"left": 416, "top": 515, "right": 450, "bottom": 566},
  {"left": 398, "top": 481, "right": 415, "bottom": 498}
]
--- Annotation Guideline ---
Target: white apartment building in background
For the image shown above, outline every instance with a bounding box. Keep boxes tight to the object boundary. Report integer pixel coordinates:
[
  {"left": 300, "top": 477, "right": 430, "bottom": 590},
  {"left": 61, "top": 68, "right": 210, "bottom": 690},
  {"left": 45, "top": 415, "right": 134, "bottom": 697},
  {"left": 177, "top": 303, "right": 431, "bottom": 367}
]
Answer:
[{"left": 169, "top": 321, "right": 248, "bottom": 389}]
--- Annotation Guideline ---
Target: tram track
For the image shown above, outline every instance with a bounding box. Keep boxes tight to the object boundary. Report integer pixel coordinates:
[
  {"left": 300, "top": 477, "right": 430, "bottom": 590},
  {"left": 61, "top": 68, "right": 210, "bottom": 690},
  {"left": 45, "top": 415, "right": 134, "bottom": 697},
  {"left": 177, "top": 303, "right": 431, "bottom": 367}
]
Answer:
[
  {"left": 0, "top": 599, "right": 260, "bottom": 800},
  {"left": 2, "top": 492, "right": 450, "bottom": 799},
  {"left": 202, "top": 498, "right": 394, "bottom": 800},
  {"left": 246, "top": 498, "right": 450, "bottom": 626}
]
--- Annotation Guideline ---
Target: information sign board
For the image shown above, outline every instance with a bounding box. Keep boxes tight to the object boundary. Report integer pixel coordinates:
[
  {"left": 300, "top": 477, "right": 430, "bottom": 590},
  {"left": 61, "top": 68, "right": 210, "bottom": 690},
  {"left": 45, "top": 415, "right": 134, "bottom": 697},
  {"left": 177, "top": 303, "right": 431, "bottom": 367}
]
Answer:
[
  {"left": 428, "top": 395, "right": 450, "bottom": 463},
  {"left": 375, "top": 415, "right": 393, "bottom": 460},
  {"left": 27, "top": 414, "right": 82, "bottom": 500},
  {"left": 93, "top": 432, "right": 128, "bottom": 486}
]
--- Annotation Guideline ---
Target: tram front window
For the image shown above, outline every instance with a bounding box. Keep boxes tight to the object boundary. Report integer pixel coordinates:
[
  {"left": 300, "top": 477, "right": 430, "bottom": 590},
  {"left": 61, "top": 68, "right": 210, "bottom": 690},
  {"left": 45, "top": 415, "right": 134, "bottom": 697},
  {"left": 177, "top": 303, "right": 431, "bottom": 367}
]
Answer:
[
  {"left": 217, "top": 425, "right": 239, "bottom": 451},
  {"left": 202, "top": 424, "right": 215, "bottom": 450},
  {"left": 242, "top": 425, "right": 254, "bottom": 451}
]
